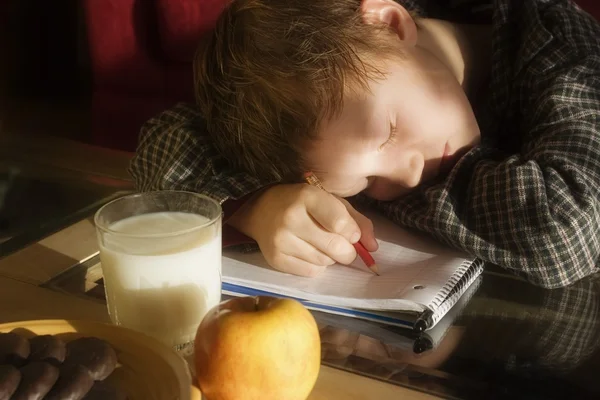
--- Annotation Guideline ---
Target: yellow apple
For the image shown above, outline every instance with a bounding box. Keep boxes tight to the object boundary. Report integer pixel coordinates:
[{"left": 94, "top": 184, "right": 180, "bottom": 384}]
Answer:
[{"left": 194, "top": 296, "right": 321, "bottom": 400}]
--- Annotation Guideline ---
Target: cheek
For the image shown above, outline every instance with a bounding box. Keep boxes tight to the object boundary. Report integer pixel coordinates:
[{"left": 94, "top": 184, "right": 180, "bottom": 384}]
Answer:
[{"left": 307, "top": 140, "right": 371, "bottom": 173}]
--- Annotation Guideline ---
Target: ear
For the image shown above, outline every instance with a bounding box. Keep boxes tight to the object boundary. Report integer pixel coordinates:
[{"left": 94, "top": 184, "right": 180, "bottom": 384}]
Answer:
[{"left": 361, "top": 0, "right": 418, "bottom": 46}]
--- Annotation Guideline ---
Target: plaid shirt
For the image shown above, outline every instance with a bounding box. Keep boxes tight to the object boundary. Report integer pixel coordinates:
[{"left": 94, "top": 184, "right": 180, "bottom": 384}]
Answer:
[{"left": 129, "top": 0, "right": 600, "bottom": 289}]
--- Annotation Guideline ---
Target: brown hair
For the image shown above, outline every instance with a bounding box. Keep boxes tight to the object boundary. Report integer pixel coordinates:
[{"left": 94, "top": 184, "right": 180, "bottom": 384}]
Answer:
[{"left": 194, "top": 0, "right": 398, "bottom": 182}]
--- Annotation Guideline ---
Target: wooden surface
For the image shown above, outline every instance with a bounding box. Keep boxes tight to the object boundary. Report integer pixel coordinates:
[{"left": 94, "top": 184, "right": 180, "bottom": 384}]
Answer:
[
  {"left": 0, "top": 131, "right": 133, "bottom": 182},
  {"left": 0, "top": 276, "right": 110, "bottom": 323},
  {"left": 0, "top": 218, "right": 98, "bottom": 285},
  {"left": 310, "top": 367, "right": 439, "bottom": 400}
]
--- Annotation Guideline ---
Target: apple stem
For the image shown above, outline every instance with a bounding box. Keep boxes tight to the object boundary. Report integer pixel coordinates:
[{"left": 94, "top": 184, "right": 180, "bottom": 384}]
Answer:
[{"left": 254, "top": 296, "right": 259, "bottom": 311}]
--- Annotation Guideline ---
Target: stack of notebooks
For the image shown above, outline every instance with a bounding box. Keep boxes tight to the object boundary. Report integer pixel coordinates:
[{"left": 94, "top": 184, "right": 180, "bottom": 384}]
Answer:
[{"left": 222, "top": 211, "right": 483, "bottom": 334}]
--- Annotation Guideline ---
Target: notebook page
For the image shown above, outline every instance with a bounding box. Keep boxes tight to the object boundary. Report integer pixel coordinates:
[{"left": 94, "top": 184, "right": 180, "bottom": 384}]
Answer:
[{"left": 223, "top": 212, "right": 473, "bottom": 312}]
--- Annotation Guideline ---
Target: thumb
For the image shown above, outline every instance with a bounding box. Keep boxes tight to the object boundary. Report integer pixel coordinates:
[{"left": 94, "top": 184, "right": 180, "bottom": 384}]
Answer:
[{"left": 339, "top": 199, "right": 378, "bottom": 252}]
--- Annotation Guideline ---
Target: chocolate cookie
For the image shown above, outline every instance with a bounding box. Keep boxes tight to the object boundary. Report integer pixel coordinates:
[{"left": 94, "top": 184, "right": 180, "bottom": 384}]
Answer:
[
  {"left": 0, "top": 332, "right": 30, "bottom": 366},
  {"left": 29, "top": 334, "right": 67, "bottom": 365},
  {"left": 46, "top": 364, "right": 95, "bottom": 400},
  {"left": 65, "top": 337, "right": 117, "bottom": 381},
  {"left": 12, "top": 361, "right": 59, "bottom": 400},
  {"left": 0, "top": 364, "right": 21, "bottom": 399},
  {"left": 83, "top": 380, "right": 128, "bottom": 400}
]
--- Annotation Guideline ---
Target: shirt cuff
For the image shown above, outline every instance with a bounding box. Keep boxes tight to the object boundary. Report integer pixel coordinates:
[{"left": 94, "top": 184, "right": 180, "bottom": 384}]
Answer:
[
  {"left": 221, "top": 191, "right": 257, "bottom": 222},
  {"left": 222, "top": 224, "right": 255, "bottom": 248},
  {"left": 221, "top": 191, "right": 258, "bottom": 248}
]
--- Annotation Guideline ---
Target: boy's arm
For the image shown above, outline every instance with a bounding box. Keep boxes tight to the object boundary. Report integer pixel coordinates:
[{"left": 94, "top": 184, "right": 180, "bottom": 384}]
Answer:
[
  {"left": 376, "top": 9, "right": 600, "bottom": 289},
  {"left": 128, "top": 103, "right": 275, "bottom": 246}
]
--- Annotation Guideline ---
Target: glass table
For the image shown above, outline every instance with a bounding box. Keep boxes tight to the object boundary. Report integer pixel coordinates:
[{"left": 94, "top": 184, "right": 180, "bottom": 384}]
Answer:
[
  {"left": 0, "top": 159, "right": 130, "bottom": 256},
  {"left": 44, "top": 254, "right": 600, "bottom": 399}
]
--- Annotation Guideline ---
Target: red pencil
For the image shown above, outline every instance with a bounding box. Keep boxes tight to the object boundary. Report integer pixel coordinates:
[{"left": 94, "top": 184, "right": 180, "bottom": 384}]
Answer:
[
  {"left": 353, "top": 241, "right": 380, "bottom": 275},
  {"left": 304, "top": 172, "right": 380, "bottom": 276}
]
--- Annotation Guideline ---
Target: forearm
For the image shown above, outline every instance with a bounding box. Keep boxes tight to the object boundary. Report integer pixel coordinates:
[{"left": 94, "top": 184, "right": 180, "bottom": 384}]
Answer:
[{"left": 376, "top": 146, "right": 600, "bottom": 288}]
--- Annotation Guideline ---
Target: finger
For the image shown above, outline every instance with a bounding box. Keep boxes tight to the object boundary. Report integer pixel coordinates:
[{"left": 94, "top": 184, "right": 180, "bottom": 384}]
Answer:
[
  {"left": 298, "top": 226, "right": 357, "bottom": 265},
  {"left": 342, "top": 201, "right": 379, "bottom": 252},
  {"left": 283, "top": 236, "right": 337, "bottom": 267},
  {"left": 273, "top": 254, "right": 328, "bottom": 277},
  {"left": 306, "top": 193, "right": 361, "bottom": 243}
]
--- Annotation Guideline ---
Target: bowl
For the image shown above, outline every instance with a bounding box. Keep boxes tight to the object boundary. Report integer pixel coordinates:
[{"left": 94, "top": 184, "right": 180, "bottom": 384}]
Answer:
[{"left": 0, "top": 319, "right": 202, "bottom": 400}]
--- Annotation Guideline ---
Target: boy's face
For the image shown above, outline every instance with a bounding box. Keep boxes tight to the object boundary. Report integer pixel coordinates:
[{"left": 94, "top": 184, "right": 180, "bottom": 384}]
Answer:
[{"left": 305, "top": 0, "right": 481, "bottom": 201}]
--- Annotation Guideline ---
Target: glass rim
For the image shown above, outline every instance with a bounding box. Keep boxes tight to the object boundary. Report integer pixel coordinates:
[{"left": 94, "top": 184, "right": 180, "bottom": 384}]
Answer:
[{"left": 94, "top": 191, "right": 222, "bottom": 239}]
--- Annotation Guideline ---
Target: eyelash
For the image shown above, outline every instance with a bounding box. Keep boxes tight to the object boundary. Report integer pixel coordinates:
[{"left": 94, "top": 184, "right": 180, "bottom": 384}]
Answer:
[{"left": 379, "top": 124, "right": 397, "bottom": 151}]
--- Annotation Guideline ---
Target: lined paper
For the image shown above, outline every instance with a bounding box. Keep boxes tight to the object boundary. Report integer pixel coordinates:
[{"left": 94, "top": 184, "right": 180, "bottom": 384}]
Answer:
[{"left": 223, "top": 212, "right": 473, "bottom": 312}]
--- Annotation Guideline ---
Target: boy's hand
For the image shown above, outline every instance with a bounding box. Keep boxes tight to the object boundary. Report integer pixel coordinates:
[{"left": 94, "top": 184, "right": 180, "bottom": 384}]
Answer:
[{"left": 228, "top": 184, "right": 378, "bottom": 277}]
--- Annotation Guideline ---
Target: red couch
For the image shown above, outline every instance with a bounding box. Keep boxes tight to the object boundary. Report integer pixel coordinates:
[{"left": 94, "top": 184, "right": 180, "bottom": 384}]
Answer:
[
  {"left": 83, "top": 0, "right": 227, "bottom": 151},
  {"left": 83, "top": 0, "right": 600, "bottom": 152}
]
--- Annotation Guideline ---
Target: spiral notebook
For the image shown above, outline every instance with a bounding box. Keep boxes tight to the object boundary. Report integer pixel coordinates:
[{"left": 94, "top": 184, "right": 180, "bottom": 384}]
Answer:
[
  {"left": 222, "top": 212, "right": 484, "bottom": 331},
  {"left": 307, "top": 275, "right": 482, "bottom": 354}
]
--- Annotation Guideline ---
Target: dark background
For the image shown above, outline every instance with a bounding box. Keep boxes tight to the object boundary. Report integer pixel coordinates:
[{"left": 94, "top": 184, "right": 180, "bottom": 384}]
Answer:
[{"left": 0, "top": 0, "right": 91, "bottom": 143}]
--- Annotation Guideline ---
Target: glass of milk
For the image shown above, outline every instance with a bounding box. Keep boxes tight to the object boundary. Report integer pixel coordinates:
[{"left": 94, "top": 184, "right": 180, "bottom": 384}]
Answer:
[{"left": 94, "top": 191, "right": 222, "bottom": 349}]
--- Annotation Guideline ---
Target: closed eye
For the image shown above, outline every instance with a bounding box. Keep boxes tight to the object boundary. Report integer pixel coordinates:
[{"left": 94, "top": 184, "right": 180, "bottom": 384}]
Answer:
[{"left": 379, "top": 122, "right": 397, "bottom": 151}]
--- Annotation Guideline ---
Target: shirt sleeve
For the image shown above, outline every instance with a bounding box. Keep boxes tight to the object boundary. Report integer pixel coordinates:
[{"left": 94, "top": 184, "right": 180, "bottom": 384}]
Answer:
[
  {"left": 375, "top": 4, "right": 600, "bottom": 288},
  {"left": 128, "top": 102, "right": 274, "bottom": 205}
]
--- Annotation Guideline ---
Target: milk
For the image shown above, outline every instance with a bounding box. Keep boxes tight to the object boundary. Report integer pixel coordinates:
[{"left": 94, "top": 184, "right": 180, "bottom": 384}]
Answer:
[{"left": 98, "top": 212, "right": 221, "bottom": 347}]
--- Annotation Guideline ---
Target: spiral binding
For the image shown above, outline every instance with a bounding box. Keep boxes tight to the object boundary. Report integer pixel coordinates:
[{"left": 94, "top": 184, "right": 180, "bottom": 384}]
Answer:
[{"left": 425, "top": 258, "right": 485, "bottom": 327}]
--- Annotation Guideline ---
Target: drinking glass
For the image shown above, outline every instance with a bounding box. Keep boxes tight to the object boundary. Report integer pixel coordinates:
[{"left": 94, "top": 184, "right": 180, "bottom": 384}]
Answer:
[{"left": 94, "top": 191, "right": 222, "bottom": 349}]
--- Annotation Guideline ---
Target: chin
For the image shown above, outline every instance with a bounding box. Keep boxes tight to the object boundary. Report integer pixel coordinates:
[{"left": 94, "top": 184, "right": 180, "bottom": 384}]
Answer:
[{"left": 365, "top": 189, "right": 411, "bottom": 202}]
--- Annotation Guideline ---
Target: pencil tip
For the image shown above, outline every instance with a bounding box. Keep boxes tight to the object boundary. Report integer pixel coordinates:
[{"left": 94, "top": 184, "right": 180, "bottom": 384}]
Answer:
[{"left": 371, "top": 264, "right": 380, "bottom": 276}]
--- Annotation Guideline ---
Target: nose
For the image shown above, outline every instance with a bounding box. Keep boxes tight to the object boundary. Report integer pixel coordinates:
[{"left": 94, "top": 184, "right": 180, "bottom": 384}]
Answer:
[
  {"left": 364, "top": 152, "right": 424, "bottom": 201},
  {"left": 392, "top": 152, "right": 423, "bottom": 189}
]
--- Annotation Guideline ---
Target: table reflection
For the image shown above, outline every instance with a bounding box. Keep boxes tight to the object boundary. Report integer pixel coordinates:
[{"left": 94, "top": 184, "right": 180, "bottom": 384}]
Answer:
[{"left": 313, "top": 268, "right": 600, "bottom": 399}]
